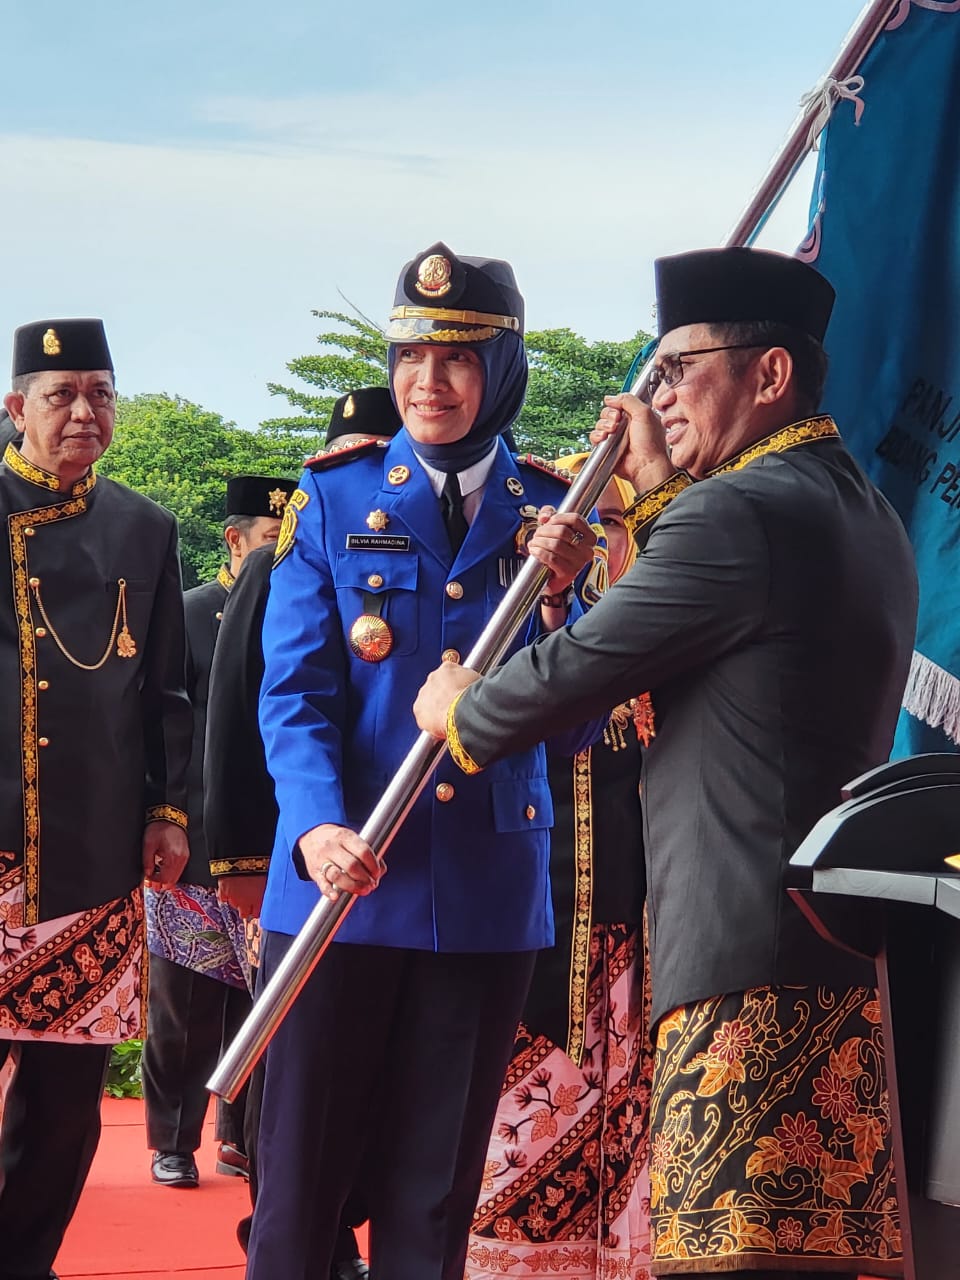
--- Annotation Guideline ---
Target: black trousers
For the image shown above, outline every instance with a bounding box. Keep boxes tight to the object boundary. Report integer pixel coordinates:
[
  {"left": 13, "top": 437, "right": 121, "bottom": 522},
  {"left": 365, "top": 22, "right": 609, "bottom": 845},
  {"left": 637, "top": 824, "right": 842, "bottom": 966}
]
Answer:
[
  {"left": 142, "top": 952, "right": 250, "bottom": 1153},
  {"left": 247, "top": 936, "right": 536, "bottom": 1280},
  {"left": 0, "top": 1037, "right": 110, "bottom": 1280}
]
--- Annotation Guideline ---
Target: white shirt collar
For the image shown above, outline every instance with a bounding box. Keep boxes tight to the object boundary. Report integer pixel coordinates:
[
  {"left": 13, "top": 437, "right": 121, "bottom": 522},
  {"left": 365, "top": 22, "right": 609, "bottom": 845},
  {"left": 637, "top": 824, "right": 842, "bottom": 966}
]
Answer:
[{"left": 415, "top": 442, "right": 499, "bottom": 499}]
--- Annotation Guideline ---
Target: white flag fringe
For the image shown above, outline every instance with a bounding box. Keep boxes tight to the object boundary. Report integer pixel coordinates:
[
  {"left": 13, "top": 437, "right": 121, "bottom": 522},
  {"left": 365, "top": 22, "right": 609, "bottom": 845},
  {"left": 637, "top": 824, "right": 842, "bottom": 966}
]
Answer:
[{"left": 901, "top": 649, "right": 960, "bottom": 745}]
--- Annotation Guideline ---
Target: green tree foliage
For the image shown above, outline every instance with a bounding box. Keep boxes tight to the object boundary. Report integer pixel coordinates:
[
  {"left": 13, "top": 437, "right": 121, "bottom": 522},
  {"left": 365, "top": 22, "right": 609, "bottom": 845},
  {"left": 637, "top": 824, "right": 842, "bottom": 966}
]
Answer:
[
  {"left": 264, "top": 310, "right": 652, "bottom": 458},
  {"left": 518, "top": 328, "right": 652, "bottom": 458},
  {"left": 99, "top": 394, "right": 318, "bottom": 588}
]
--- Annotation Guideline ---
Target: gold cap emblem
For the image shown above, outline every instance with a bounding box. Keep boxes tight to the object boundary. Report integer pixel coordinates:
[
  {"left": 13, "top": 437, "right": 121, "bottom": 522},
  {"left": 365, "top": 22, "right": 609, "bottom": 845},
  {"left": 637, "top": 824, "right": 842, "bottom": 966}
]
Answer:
[
  {"left": 343, "top": 395, "right": 355, "bottom": 419},
  {"left": 349, "top": 615, "right": 394, "bottom": 663},
  {"left": 42, "top": 328, "right": 62, "bottom": 357},
  {"left": 268, "top": 487, "right": 289, "bottom": 515},
  {"left": 416, "top": 254, "right": 453, "bottom": 298},
  {"left": 388, "top": 465, "right": 411, "bottom": 486},
  {"left": 366, "top": 509, "right": 390, "bottom": 532}
]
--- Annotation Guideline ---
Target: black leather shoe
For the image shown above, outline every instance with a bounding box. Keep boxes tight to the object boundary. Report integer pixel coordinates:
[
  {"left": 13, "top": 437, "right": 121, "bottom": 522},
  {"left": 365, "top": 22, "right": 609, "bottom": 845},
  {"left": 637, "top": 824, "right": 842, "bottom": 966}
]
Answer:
[
  {"left": 150, "top": 1150, "right": 199, "bottom": 1188},
  {"left": 216, "top": 1140, "right": 250, "bottom": 1179},
  {"left": 331, "top": 1259, "right": 370, "bottom": 1280}
]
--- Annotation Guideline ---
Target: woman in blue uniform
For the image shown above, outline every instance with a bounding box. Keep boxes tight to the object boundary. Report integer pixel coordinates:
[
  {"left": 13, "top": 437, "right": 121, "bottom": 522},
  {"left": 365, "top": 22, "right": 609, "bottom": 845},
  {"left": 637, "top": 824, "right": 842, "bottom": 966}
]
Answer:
[{"left": 247, "top": 242, "right": 597, "bottom": 1280}]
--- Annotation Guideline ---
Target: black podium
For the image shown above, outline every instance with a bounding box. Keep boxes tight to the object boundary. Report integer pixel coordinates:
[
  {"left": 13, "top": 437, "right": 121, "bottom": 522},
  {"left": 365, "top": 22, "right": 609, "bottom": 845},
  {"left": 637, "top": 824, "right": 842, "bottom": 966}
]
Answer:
[{"left": 788, "top": 754, "right": 960, "bottom": 1280}]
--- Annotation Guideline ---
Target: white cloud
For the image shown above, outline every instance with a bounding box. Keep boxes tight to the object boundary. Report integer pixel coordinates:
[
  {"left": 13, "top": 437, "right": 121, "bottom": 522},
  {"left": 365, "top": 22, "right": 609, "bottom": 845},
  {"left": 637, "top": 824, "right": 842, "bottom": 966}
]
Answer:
[{"left": 0, "top": 74, "right": 819, "bottom": 428}]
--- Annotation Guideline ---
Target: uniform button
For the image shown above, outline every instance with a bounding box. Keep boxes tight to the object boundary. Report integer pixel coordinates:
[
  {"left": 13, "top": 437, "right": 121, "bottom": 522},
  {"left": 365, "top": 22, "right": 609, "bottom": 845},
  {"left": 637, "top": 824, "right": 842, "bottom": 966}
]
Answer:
[
  {"left": 38, "top": 737, "right": 50, "bottom": 748},
  {"left": 445, "top": 581, "right": 464, "bottom": 600},
  {"left": 24, "top": 527, "right": 35, "bottom": 536},
  {"left": 38, "top": 680, "right": 49, "bottom": 690},
  {"left": 28, "top": 577, "right": 40, "bottom": 587},
  {"left": 525, "top": 805, "right": 536, "bottom": 820},
  {"left": 35, "top": 627, "right": 47, "bottom": 638},
  {"left": 441, "top": 649, "right": 461, "bottom": 664},
  {"left": 435, "top": 783, "right": 455, "bottom": 803},
  {"left": 215, "top": 611, "right": 223, "bottom": 620},
  {"left": 367, "top": 574, "right": 384, "bottom": 588}
]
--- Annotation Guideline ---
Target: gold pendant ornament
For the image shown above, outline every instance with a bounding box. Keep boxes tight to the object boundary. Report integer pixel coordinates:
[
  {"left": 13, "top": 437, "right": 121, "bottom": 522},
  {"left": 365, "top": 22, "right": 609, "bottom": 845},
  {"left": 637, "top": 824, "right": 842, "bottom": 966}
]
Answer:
[
  {"left": 348, "top": 614, "right": 394, "bottom": 663},
  {"left": 366, "top": 509, "right": 390, "bottom": 531}
]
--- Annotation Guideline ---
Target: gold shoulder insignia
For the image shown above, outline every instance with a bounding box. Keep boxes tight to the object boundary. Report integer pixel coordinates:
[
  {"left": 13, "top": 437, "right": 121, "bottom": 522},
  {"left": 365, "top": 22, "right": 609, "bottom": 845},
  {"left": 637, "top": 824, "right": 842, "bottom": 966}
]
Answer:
[
  {"left": 517, "top": 454, "right": 573, "bottom": 484},
  {"left": 304, "top": 437, "right": 386, "bottom": 471},
  {"left": 273, "top": 488, "right": 310, "bottom": 566}
]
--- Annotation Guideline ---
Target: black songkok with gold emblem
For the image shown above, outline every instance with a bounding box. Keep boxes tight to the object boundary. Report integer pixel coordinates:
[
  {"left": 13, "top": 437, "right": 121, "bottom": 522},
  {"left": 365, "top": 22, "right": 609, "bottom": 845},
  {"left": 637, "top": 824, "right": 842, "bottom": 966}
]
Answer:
[
  {"left": 225, "top": 476, "right": 297, "bottom": 519},
  {"left": 654, "top": 248, "right": 835, "bottom": 341},
  {"left": 12, "top": 318, "right": 114, "bottom": 377},
  {"left": 384, "top": 241, "right": 525, "bottom": 344},
  {"left": 324, "top": 386, "right": 403, "bottom": 445}
]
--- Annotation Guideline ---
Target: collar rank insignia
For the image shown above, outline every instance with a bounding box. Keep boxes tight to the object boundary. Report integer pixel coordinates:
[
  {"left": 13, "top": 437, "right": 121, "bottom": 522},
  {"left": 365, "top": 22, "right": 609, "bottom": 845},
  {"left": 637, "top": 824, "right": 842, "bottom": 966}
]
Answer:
[
  {"left": 506, "top": 476, "right": 524, "bottom": 497},
  {"left": 388, "top": 465, "right": 410, "bottom": 485},
  {"left": 42, "top": 328, "right": 62, "bottom": 357},
  {"left": 268, "top": 487, "right": 289, "bottom": 515},
  {"left": 366, "top": 509, "right": 390, "bottom": 532}
]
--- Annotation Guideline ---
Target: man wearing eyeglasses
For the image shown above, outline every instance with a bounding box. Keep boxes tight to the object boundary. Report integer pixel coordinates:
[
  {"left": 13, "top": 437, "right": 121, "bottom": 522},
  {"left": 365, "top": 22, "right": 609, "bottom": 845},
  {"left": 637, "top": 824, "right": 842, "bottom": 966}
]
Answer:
[{"left": 415, "top": 248, "right": 918, "bottom": 1279}]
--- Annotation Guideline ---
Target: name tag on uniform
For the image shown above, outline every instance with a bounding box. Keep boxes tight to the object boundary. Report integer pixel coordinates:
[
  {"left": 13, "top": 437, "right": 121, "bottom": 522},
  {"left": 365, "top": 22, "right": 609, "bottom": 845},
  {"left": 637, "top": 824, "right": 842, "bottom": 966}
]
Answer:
[{"left": 345, "top": 534, "right": 412, "bottom": 551}]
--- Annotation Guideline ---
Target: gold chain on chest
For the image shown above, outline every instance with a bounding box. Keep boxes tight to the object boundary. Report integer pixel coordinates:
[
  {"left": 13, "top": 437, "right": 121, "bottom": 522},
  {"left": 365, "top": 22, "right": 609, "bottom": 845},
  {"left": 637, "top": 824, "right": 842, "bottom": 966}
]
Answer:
[{"left": 29, "top": 576, "right": 137, "bottom": 669}]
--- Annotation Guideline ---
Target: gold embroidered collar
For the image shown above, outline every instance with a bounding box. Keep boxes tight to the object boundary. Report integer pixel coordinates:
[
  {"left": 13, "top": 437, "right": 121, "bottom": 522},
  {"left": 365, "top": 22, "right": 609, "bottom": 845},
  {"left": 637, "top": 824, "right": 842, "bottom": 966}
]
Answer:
[
  {"left": 217, "top": 564, "right": 236, "bottom": 592},
  {"left": 3, "top": 440, "right": 96, "bottom": 496},
  {"left": 706, "top": 415, "right": 840, "bottom": 479}
]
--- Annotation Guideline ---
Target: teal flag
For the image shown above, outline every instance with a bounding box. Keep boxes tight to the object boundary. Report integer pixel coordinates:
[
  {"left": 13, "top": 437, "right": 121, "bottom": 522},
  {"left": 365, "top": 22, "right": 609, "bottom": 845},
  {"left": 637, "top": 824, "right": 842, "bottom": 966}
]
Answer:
[{"left": 801, "top": 1, "right": 960, "bottom": 753}]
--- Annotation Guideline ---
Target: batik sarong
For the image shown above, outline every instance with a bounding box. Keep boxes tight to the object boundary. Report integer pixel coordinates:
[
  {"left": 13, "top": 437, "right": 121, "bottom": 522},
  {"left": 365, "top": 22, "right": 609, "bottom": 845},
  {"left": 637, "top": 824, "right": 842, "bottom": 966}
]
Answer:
[
  {"left": 145, "top": 882, "right": 252, "bottom": 993},
  {"left": 468, "top": 922, "right": 652, "bottom": 1280},
  {"left": 649, "top": 985, "right": 902, "bottom": 1275},
  {"left": 0, "top": 872, "right": 144, "bottom": 1044}
]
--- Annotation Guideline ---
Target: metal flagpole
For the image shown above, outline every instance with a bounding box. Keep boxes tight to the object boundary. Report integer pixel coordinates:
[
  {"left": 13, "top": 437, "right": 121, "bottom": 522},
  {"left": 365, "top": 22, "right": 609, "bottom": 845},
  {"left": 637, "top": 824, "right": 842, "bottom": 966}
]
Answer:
[{"left": 209, "top": 0, "right": 903, "bottom": 1104}]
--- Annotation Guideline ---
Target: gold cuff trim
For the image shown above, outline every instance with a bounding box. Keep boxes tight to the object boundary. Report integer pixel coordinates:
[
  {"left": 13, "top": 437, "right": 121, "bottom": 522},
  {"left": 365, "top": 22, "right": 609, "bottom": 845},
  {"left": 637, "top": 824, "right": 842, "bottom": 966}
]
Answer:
[
  {"left": 707, "top": 415, "right": 840, "bottom": 478},
  {"left": 389, "top": 305, "right": 520, "bottom": 332},
  {"left": 3, "top": 441, "right": 96, "bottom": 496},
  {"left": 217, "top": 564, "right": 236, "bottom": 591},
  {"left": 210, "top": 857, "right": 271, "bottom": 876},
  {"left": 446, "top": 690, "right": 482, "bottom": 776},
  {"left": 145, "top": 805, "right": 187, "bottom": 829},
  {"left": 623, "top": 472, "right": 693, "bottom": 535}
]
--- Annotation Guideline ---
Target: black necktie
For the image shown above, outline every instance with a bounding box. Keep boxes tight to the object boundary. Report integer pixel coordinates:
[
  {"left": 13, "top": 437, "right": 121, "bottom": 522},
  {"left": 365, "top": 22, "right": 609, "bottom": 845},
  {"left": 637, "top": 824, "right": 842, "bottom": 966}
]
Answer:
[{"left": 440, "top": 472, "right": 468, "bottom": 556}]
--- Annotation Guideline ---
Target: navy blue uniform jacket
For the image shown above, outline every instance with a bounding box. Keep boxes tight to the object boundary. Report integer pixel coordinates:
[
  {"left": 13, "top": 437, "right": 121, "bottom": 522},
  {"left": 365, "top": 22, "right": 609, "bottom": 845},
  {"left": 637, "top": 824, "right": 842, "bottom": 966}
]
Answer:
[{"left": 258, "top": 433, "right": 581, "bottom": 952}]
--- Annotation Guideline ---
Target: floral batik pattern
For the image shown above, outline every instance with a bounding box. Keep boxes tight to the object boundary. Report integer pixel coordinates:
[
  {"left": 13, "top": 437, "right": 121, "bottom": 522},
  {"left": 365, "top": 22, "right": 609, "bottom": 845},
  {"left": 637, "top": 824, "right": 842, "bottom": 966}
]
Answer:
[
  {"left": 0, "top": 870, "right": 144, "bottom": 1044},
  {"left": 649, "top": 985, "right": 903, "bottom": 1275},
  {"left": 145, "top": 882, "right": 251, "bottom": 992},
  {"left": 467, "top": 922, "right": 652, "bottom": 1280}
]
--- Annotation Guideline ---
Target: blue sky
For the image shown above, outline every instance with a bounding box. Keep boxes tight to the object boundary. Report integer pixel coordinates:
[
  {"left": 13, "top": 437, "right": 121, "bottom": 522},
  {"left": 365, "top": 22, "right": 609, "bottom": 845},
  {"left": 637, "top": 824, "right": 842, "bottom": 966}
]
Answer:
[{"left": 1, "top": 1, "right": 867, "bottom": 430}]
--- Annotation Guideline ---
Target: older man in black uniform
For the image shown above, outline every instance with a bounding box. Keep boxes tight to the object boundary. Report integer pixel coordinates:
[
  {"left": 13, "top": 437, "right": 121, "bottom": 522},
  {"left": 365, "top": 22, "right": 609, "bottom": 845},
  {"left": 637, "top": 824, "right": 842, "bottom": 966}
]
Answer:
[
  {"left": 416, "top": 248, "right": 919, "bottom": 1279},
  {"left": 144, "top": 474, "right": 295, "bottom": 1191},
  {"left": 0, "top": 318, "right": 191, "bottom": 1280}
]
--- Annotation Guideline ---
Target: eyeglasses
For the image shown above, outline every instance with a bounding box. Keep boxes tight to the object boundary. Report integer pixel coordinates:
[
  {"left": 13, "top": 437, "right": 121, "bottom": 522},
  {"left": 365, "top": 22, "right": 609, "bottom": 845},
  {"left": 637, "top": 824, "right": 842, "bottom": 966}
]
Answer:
[{"left": 640, "top": 344, "right": 765, "bottom": 405}]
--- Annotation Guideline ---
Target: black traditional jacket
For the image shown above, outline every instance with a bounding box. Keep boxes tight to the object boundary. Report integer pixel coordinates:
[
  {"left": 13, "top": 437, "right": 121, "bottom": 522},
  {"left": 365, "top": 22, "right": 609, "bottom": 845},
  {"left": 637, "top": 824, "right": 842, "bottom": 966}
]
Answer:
[
  {"left": 0, "top": 442, "right": 191, "bottom": 923},
  {"left": 182, "top": 567, "right": 233, "bottom": 885},
  {"left": 447, "top": 418, "right": 920, "bottom": 1024},
  {"left": 204, "top": 543, "right": 276, "bottom": 879}
]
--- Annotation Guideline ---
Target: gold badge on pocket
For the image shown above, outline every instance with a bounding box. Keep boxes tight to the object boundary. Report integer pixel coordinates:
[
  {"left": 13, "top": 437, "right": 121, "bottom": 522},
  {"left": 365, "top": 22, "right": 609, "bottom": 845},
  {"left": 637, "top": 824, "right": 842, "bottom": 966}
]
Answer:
[{"left": 348, "top": 614, "right": 394, "bottom": 663}]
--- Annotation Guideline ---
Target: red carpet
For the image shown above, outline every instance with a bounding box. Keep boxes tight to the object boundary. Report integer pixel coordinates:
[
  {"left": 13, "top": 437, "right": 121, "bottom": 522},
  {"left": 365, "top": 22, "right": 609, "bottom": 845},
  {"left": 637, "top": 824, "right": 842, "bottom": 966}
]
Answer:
[{"left": 56, "top": 1096, "right": 249, "bottom": 1279}]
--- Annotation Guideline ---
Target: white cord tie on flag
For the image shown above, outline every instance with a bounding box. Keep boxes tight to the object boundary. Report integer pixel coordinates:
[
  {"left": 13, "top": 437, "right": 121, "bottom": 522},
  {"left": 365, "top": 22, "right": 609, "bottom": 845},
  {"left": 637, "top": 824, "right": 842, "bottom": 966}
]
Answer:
[{"left": 801, "top": 74, "right": 866, "bottom": 148}]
